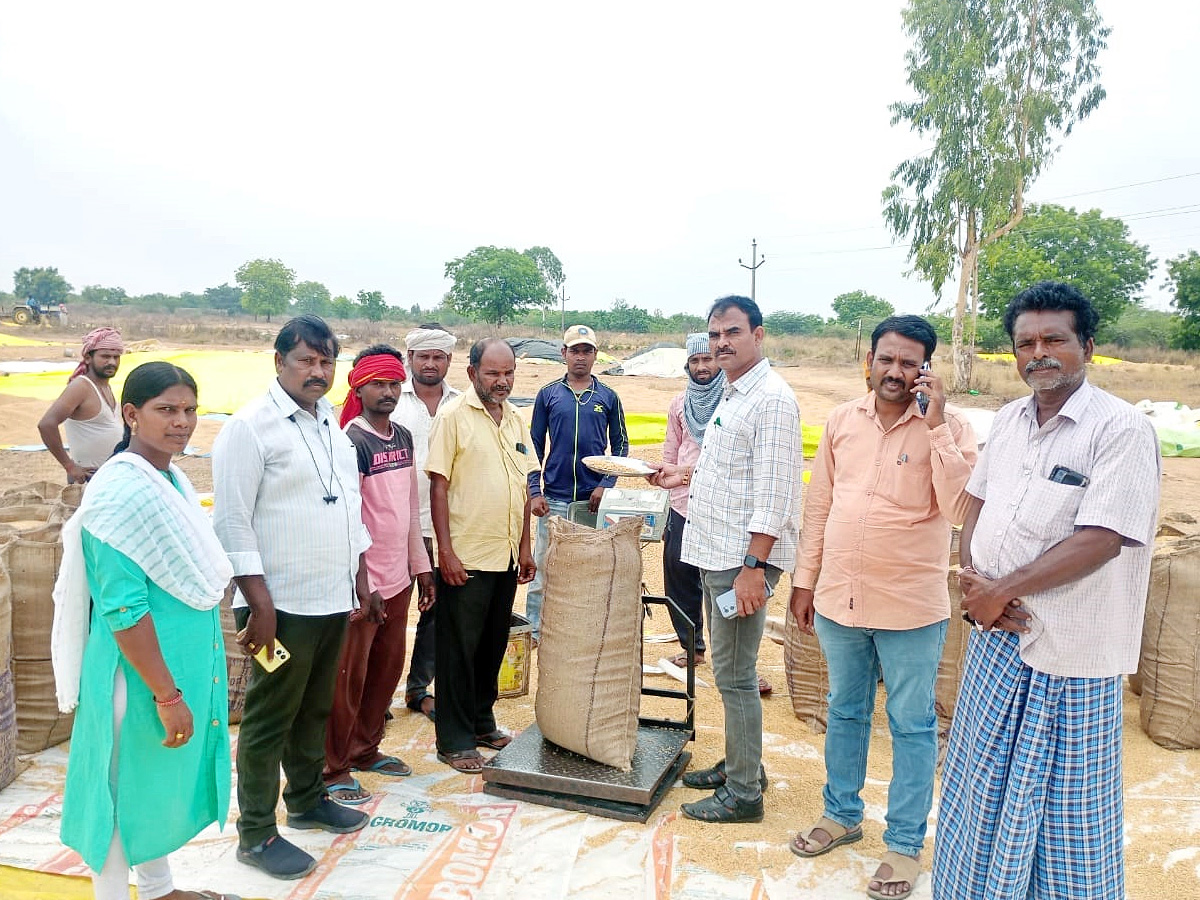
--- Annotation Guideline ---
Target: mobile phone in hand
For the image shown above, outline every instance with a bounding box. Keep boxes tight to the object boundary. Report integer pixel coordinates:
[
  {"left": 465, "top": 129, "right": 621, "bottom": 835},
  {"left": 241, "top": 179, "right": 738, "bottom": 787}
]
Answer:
[
  {"left": 714, "top": 578, "right": 774, "bottom": 619},
  {"left": 916, "top": 360, "right": 931, "bottom": 415},
  {"left": 236, "top": 628, "right": 291, "bottom": 672}
]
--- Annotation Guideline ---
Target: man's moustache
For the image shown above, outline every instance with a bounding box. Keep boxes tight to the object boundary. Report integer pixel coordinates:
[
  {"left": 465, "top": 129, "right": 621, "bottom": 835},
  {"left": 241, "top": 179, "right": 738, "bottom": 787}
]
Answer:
[
  {"left": 304, "top": 379, "right": 328, "bottom": 388},
  {"left": 1024, "top": 359, "right": 1062, "bottom": 374}
]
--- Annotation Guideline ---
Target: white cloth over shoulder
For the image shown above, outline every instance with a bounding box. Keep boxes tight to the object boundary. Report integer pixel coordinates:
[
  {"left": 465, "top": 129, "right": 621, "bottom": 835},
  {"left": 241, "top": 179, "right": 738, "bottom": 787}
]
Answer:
[{"left": 51, "top": 452, "right": 233, "bottom": 712}]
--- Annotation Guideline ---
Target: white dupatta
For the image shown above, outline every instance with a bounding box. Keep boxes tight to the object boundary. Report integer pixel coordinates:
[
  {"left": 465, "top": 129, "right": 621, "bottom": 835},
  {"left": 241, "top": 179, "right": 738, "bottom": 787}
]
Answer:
[{"left": 51, "top": 452, "right": 233, "bottom": 713}]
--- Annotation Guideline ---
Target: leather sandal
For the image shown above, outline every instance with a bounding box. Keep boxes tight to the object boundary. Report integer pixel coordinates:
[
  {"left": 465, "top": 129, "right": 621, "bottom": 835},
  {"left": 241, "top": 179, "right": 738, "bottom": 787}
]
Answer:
[
  {"left": 789, "top": 815, "right": 863, "bottom": 858},
  {"left": 437, "top": 749, "right": 484, "bottom": 774},
  {"left": 867, "top": 851, "right": 920, "bottom": 900},
  {"left": 669, "top": 650, "right": 706, "bottom": 667},
  {"left": 406, "top": 691, "right": 436, "bottom": 722},
  {"left": 681, "top": 758, "right": 768, "bottom": 793},
  {"left": 680, "top": 784, "right": 763, "bottom": 823},
  {"left": 474, "top": 729, "right": 512, "bottom": 750}
]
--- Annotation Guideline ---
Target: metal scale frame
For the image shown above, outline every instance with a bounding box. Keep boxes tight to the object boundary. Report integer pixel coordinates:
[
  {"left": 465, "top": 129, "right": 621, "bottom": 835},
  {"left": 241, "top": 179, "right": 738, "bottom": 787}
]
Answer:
[
  {"left": 482, "top": 498, "right": 698, "bottom": 822},
  {"left": 482, "top": 594, "right": 696, "bottom": 822}
]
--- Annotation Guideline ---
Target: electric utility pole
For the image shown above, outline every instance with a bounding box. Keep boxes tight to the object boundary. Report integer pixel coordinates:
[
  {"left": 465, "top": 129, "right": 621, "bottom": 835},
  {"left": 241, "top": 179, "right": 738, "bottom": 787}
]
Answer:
[
  {"left": 559, "top": 284, "right": 570, "bottom": 332},
  {"left": 738, "top": 238, "right": 765, "bottom": 303}
]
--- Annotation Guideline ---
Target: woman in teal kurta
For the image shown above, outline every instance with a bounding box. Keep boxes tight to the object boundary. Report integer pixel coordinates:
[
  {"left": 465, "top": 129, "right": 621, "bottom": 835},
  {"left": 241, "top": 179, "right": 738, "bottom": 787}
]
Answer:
[{"left": 53, "top": 362, "right": 238, "bottom": 900}]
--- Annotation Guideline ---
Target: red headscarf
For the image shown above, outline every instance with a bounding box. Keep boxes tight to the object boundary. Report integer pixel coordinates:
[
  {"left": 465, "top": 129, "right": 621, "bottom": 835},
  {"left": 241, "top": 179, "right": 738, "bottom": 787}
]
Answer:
[
  {"left": 339, "top": 354, "right": 406, "bottom": 426},
  {"left": 71, "top": 327, "right": 125, "bottom": 380}
]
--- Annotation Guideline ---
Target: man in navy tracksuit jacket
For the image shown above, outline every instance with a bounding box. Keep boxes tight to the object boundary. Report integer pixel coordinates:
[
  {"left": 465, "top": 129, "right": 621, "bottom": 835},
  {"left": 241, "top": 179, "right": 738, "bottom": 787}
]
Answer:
[{"left": 525, "top": 325, "right": 630, "bottom": 638}]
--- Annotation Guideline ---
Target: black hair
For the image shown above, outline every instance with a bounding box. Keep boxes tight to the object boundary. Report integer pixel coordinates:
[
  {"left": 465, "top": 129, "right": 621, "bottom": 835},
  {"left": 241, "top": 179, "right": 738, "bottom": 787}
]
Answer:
[
  {"left": 870, "top": 314, "right": 937, "bottom": 361},
  {"left": 1003, "top": 281, "right": 1098, "bottom": 346},
  {"left": 469, "top": 337, "right": 516, "bottom": 368},
  {"left": 707, "top": 295, "right": 763, "bottom": 330},
  {"left": 353, "top": 343, "right": 404, "bottom": 366},
  {"left": 113, "top": 361, "right": 198, "bottom": 455},
  {"left": 275, "top": 314, "right": 339, "bottom": 359}
]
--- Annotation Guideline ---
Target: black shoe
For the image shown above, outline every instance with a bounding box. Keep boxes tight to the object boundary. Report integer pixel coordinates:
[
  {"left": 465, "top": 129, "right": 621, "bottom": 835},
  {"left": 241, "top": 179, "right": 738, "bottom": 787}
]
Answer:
[
  {"left": 680, "top": 784, "right": 764, "bottom": 823},
  {"left": 681, "top": 759, "right": 768, "bottom": 793},
  {"left": 286, "top": 795, "right": 369, "bottom": 834},
  {"left": 236, "top": 835, "right": 317, "bottom": 880}
]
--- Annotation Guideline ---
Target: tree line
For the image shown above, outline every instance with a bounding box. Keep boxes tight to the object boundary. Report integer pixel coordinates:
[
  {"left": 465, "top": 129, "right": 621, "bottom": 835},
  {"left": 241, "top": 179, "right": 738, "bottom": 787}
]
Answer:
[{"left": 7, "top": 212, "right": 1200, "bottom": 349}]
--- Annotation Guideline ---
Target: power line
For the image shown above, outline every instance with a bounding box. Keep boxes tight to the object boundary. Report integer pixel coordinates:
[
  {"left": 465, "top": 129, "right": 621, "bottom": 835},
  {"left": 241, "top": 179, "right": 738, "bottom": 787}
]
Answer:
[
  {"left": 1040, "top": 171, "right": 1200, "bottom": 202},
  {"left": 768, "top": 203, "right": 1200, "bottom": 262}
]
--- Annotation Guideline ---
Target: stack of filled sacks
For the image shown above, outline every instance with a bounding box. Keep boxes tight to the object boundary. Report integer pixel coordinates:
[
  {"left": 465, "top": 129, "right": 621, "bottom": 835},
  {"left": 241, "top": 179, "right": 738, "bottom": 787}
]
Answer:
[
  {"left": 218, "top": 585, "right": 252, "bottom": 724},
  {"left": 0, "top": 483, "right": 83, "bottom": 769},
  {"left": 1136, "top": 535, "right": 1200, "bottom": 750},
  {"left": 535, "top": 516, "right": 644, "bottom": 770}
]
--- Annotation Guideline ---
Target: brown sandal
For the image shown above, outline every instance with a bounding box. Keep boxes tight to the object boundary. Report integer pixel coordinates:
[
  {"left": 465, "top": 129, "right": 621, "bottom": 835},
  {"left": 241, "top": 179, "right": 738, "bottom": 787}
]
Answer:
[
  {"left": 437, "top": 749, "right": 484, "bottom": 774},
  {"left": 867, "top": 851, "right": 920, "bottom": 900},
  {"left": 789, "top": 815, "right": 863, "bottom": 858}
]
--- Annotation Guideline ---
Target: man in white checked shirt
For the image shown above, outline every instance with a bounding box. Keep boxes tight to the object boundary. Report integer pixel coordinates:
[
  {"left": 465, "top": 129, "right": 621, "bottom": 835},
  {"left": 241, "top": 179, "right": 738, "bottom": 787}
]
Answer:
[
  {"left": 213, "top": 315, "right": 374, "bottom": 880},
  {"left": 934, "top": 282, "right": 1161, "bottom": 900},
  {"left": 652, "top": 295, "right": 802, "bottom": 824}
]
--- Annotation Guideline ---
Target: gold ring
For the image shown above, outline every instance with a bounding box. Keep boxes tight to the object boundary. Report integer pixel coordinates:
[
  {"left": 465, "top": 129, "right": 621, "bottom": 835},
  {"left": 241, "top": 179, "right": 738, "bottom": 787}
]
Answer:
[{"left": 175, "top": 732, "right": 185, "bottom": 740}]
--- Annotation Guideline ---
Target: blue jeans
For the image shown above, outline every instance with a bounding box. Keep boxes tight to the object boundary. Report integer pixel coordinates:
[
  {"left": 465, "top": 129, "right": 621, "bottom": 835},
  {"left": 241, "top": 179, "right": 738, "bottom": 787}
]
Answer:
[
  {"left": 814, "top": 612, "right": 947, "bottom": 858},
  {"left": 701, "top": 565, "right": 780, "bottom": 802},
  {"left": 523, "top": 498, "right": 571, "bottom": 637}
]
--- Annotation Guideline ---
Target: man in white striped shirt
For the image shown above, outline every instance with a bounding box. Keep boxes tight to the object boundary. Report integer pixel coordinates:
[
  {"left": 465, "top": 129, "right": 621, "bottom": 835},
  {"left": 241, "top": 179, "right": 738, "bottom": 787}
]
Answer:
[
  {"left": 934, "top": 282, "right": 1161, "bottom": 900},
  {"left": 653, "top": 295, "right": 802, "bottom": 824},
  {"left": 213, "top": 315, "right": 374, "bottom": 880}
]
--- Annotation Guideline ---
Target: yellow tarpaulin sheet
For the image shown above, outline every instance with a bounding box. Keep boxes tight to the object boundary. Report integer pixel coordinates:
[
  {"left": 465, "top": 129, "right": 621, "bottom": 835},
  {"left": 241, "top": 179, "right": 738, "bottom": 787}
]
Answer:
[
  {"left": 0, "top": 865, "right": 93, "bottom": 899},
  {"left": 977, "top": 352, "right": 1123, "bottom": 365},
  {"left": 626, "top": 412, "right": 822, "bottom": 459},
  {"left": 0, "top": 350, "right": 278, "bottom": 415},
  {"left": 0, "top": 327, "right": 62, "bottom": 348}
]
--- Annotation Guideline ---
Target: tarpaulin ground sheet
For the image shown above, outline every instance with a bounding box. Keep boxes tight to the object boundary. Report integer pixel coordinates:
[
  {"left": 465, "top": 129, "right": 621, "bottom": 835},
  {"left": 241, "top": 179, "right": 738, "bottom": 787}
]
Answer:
[{"left": 0, "top": 735, "right": 878, "bottom": 900}]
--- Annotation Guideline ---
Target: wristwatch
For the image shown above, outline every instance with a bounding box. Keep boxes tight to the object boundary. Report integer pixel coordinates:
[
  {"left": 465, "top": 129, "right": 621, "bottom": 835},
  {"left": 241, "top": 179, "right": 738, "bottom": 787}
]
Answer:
[{"left": 743, "top": 554, "right": 766, "bottom": 570}]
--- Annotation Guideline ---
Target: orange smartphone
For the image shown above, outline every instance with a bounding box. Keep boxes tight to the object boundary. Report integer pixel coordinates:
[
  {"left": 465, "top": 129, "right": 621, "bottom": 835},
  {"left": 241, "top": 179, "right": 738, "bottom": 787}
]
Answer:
[{"left": 236, "top": 629, "right": 291, "bottom": 672}]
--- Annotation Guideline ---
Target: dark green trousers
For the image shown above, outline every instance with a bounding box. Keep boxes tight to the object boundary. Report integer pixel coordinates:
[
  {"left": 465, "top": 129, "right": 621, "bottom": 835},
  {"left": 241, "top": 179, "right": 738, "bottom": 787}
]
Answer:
[{"left": 234, "top": 608, "right": 348, "bottom": 848}]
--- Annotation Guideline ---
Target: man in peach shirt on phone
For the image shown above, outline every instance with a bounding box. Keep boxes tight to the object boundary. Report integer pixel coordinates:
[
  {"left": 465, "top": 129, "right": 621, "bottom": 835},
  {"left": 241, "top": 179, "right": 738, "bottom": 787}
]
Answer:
[{"left": 788, "top": 315, "right": 977, "bottom": 900}]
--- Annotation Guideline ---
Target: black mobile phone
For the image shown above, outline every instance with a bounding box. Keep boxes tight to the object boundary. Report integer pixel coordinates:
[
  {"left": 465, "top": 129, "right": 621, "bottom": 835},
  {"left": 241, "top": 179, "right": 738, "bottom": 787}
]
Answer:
[
  {"left": 1048, "top": 465, "right": 1089, "bottom": 487},
  {"left": 916, "top": 360, "right": 931, "bottom": 414}
]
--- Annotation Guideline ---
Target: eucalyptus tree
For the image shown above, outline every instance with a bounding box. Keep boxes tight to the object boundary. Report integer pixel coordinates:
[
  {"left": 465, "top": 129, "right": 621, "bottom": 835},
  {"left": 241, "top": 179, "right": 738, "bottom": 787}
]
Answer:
[{"left": 883, "top": 0, "right": 1109, "bottom": 389}]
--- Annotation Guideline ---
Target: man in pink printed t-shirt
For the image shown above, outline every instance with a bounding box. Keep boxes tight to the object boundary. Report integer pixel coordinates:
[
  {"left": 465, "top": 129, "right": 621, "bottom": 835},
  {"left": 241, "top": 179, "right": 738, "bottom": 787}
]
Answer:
[{"left": 323, "top": 345, "right": 434, "bottom": 804}]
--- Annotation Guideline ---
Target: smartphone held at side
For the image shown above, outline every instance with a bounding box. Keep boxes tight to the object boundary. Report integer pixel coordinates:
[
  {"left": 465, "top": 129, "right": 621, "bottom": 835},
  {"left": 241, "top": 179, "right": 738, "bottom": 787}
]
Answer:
[
  {"left": 715, "top": 578, "right": 774, "bottom": 619},
  {"left": 236, "top": 628, "right": 291, "bottom": 672}
]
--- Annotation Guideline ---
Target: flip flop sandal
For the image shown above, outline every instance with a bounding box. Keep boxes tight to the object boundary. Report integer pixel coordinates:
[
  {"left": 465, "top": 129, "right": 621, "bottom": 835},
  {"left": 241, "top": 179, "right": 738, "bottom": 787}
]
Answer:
[
  {"left": 758, "top": 674, "right": 773, "bottom": 695},
  {"left": 355, "top": 755, "right": 412, "bottom": 777},
  {"left": 325, "top": 778, "right": 372, "bottom": 805},
  {"left": 789, "top": 815, "right": 863, "bottom": 858},
  {"left": 669, "top": 650, "right": 706, "bottom": 667},
  {"left": 406, "top": 691, "right": 436, "bottom": 722},
  {"left": 192, "top": 892, "right": 244, "bottom": 900},
  {"left": 437, "top": 749, "right": 484, "bottom": 774},
  {"left": 475, "top": 729, "right": 512, "bottom": 750},
  {"left": 867, "top": 851, "right": 920, "bottom": 900}
]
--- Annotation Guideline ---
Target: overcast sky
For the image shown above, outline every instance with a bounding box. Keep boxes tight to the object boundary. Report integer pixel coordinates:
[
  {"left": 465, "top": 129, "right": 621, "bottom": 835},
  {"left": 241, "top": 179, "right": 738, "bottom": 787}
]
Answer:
[{"left": 1, "top": 1, "right": 1197, "bottom": 320}]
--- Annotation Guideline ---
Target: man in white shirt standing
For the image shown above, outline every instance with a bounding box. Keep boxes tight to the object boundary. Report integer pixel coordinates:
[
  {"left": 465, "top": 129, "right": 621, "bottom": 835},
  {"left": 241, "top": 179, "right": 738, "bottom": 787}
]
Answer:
[
  {"left": 934, "top": 282, "right": 1161, "bottom": 900},
  {"left": 391, "top": 326, "right": 460, "bottom": 723},
  {"left": 213, "top": 315, "right": 374, "bottom": 880},
  {"left": 653, "top": 295, "right": 802, "bottom": 824}
]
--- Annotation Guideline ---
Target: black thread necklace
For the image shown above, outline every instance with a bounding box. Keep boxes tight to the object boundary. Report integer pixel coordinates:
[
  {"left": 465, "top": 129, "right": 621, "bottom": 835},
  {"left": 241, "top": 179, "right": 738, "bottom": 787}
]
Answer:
[{"left": 290, "top": 413, "right": 339, "bottom": 504}]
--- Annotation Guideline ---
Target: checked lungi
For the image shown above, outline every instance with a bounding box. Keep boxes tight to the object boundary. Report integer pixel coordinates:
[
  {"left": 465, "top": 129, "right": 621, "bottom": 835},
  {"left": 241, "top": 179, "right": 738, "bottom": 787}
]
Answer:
[{"left": 933, "top": 630, "right": 1125, "bottom": 900}]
